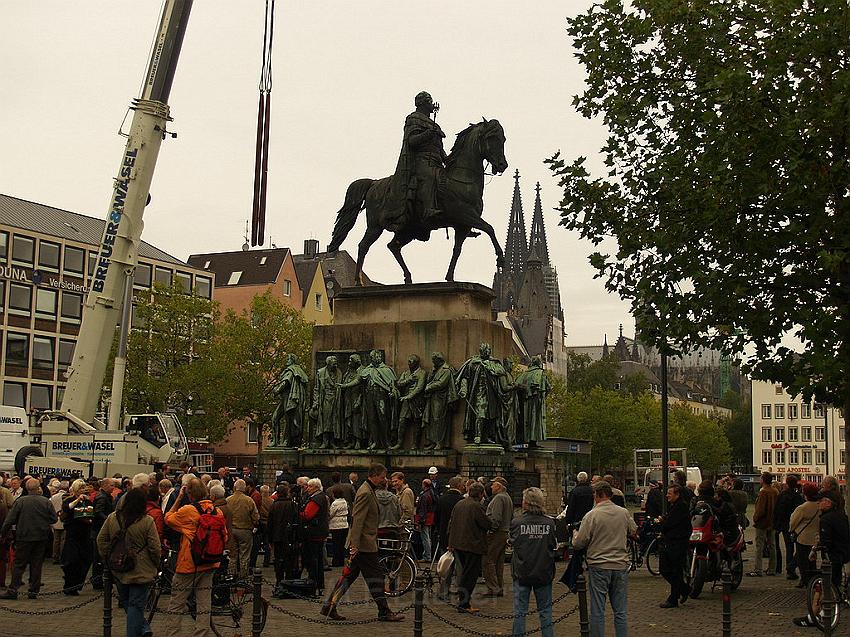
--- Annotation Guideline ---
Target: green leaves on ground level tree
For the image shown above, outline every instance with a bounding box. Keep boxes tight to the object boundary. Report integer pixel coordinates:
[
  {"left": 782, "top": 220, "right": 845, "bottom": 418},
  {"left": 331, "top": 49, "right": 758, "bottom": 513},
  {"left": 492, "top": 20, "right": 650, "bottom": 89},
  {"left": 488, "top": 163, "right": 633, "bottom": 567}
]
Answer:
[{"left": 551, "top": 0, "right": 850, "bottom": 499}]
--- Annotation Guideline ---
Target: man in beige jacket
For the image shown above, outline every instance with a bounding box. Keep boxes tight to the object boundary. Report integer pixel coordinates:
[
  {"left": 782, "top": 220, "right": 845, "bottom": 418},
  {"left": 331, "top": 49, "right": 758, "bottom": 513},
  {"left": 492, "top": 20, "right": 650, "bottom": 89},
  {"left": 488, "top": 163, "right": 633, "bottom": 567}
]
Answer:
[
  {"left": 391, "top": 472, "right": 415, "bottom": 525},
  {"left": 226, "top": 479, "right": 259, "bottom": 579}
]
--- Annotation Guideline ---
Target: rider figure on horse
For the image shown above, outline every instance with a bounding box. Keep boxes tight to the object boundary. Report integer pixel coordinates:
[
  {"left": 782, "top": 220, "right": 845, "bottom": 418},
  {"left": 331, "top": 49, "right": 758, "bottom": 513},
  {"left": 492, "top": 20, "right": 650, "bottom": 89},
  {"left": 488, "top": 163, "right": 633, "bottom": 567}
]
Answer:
[{"left": 394, "top": 91, "right": 446, "bottom": 227}]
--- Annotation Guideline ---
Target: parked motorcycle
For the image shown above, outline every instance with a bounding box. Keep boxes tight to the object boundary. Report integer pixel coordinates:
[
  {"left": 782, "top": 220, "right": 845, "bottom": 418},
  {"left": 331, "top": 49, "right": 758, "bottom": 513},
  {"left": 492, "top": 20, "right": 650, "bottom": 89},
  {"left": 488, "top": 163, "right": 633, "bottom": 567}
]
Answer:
[{"left": 687, "top": 501, "right": 745, "bottom": 598}]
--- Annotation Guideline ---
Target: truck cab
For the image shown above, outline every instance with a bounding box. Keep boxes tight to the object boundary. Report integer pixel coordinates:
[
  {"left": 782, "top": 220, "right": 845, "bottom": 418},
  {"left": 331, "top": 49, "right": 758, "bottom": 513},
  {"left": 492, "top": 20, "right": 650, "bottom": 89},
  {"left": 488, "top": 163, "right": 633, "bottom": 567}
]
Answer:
[{"left": 0, "top": 406, "right": 30, "bottom": 474}]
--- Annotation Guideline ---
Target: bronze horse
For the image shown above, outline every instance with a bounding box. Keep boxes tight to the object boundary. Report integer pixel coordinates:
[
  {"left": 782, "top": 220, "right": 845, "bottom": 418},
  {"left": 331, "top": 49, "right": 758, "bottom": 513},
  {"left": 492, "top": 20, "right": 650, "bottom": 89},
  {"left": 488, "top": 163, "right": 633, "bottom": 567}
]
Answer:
[{"left": 328, "top": 119, "right": 509, "bottom": 284}]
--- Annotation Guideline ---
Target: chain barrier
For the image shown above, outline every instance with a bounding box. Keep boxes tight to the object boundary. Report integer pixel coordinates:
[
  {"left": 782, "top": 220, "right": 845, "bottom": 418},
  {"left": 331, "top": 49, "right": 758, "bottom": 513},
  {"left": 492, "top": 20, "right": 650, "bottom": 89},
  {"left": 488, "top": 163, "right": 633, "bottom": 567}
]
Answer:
[
  {"left": 0, "top": 591, "right": 104, "bottom": 615},
  {"left": 424, "top": 602, "right": 579, "bottom": 637},
  {"left": 268, "top": 600, "right": 414, "bottom": 626}
]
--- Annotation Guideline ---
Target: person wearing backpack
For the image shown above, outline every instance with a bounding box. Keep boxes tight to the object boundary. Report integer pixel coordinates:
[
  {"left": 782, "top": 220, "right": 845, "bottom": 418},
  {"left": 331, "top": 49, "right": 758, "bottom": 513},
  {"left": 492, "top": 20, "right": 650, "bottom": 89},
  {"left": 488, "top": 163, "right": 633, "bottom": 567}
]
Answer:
[
  {"left": 96, "top": 488, "right": 160, "bottom": 637},
  {"left": 164, "top": 477, "right": 228, "bottom": 637}
]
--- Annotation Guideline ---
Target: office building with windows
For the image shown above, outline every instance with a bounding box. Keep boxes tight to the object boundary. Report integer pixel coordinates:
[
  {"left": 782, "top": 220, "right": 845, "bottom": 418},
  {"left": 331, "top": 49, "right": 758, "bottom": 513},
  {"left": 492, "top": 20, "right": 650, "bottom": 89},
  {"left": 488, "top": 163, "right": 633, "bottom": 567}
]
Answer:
[
  {"left": 751, "top": 379, "right": 846, "bottom": 485},
  {"left": 0, "top": 194, "right": 213, "bottom": 413}
]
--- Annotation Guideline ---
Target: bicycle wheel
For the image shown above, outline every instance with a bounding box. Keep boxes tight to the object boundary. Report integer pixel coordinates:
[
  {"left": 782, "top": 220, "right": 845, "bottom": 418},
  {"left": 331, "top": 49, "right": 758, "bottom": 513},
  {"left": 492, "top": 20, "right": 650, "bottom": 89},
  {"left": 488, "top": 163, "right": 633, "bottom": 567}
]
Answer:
[
  {"left": 210, "top": 581, "right": 269, "bottom": 637},
  {"left": 807, "top": 576, "right": 841, "bottom": 632},
  {"left": 145, "top": 579, "right": 162, "bottom": 625},
  {"left": 379, "top": 553, "right": 416, "bottom": 597},
  {"left": 645, "top": 538, "right": 660, "bottom": 576}
]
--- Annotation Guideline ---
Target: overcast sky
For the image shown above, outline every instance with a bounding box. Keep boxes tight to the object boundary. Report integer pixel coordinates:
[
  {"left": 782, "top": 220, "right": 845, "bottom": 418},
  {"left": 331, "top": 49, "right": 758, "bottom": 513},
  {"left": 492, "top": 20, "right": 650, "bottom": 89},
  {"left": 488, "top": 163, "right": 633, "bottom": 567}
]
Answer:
[{"left": 1, "top": 0, "right": 633, "bottom": 346}]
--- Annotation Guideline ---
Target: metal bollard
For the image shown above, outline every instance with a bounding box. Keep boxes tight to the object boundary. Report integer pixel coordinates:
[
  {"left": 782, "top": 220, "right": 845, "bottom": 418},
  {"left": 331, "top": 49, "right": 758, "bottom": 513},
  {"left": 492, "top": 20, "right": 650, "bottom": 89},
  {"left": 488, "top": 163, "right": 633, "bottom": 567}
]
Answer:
[
  {"left": 102, "top": 569, "right": 113, "bottom": 637},
  {"left": 414, "top": 572, "right": 425, "bottom": 637},
  {"left": 821, "top": 556, "right": 834, "bottom": 637},
  {"left": 252, "top": 568, "right": 264, "bottom": 637},
  {"left": 721, "top": 567, "right": 732, "bottom": 637},
  {"left": 577, "top": 572, "right": 590, "bottom": 637}
]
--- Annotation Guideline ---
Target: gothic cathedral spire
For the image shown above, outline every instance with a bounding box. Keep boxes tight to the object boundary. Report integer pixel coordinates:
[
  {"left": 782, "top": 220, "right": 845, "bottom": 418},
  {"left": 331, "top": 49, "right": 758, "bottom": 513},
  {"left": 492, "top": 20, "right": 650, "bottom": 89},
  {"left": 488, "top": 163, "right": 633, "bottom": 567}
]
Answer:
[
  {"left": 504, "top": 169, "right": 529, "bottom": 276},
  {"left": 529, "top": 182, "right": 550, "bottom": 265}
]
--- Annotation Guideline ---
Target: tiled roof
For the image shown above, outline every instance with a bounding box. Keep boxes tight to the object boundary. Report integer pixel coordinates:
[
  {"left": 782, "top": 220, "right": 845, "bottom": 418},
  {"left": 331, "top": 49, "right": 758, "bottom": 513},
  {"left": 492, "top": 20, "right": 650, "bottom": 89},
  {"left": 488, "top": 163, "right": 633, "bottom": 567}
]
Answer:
[
  {"left": 0, "top": 193, "right": 186, "bottom": 266},
  {"left": 292, "top": 250, "right": 376, "bottom": 288},
  {"left": 186, "top": 248, "right": 290, "bottom": 287}
]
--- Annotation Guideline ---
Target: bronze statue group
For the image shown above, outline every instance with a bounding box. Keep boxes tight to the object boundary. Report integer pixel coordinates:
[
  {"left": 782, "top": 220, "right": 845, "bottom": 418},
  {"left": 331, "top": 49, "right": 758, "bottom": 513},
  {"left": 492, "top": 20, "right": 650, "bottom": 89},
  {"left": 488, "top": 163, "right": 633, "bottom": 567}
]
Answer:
[{"left": 271, "top": 343, "right": 550, "bottom": 452}]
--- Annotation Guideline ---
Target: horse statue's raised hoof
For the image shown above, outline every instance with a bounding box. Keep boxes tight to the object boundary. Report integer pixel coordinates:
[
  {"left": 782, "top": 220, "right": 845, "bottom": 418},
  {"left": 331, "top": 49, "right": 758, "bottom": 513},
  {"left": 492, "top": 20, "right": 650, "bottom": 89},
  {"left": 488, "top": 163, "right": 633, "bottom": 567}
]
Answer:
[
  {"left": 404, "top": 275, "right": 413, "bottom": 285},
  {"left": 445, "top": 273, "right": 455, "bottom": 283}
]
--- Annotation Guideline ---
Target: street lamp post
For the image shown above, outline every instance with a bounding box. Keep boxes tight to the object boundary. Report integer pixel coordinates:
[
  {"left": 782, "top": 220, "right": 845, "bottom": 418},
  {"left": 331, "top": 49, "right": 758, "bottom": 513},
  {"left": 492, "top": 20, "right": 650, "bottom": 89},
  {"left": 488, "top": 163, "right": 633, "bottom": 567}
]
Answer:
[{"left": 661, "top": 346, "right": 669, "bottom": 514}]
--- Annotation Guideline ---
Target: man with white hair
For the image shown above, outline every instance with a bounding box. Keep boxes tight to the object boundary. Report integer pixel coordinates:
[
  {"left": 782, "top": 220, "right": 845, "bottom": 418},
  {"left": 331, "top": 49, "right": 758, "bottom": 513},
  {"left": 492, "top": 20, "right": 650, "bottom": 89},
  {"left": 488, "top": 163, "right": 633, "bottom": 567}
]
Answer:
[
  {"left": 300, "top": 478, "right": 329, "bottom": 595},
  {"left": 564, "top": 472, "right": 594, "bottom": 526},
  {"left": 510, "top": 487, "right": 557, "bottom": 637},
  {"left": 226, "top": 479, "right": 259, "bottom": 579},
  {"left": 50, "top": 480, "right": 68, "bottom": 563},
  {"left": 0, "top": 478, "right": 57, "bottom": 599}
]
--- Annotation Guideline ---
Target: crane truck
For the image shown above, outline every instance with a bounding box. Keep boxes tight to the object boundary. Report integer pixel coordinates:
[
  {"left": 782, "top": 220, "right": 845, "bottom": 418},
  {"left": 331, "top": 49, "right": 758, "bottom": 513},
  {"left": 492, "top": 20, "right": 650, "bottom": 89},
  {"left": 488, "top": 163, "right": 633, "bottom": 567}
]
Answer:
[{"left": 2, "top": 0, "right": 195, "bottom": 479}]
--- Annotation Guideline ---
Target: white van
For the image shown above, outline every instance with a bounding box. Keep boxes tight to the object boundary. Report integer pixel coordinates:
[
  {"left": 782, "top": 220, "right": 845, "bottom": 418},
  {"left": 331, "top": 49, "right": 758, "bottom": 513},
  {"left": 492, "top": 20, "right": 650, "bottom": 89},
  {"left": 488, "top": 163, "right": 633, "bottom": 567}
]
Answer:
[{"left": 0, "top": 406, "right": 30, "bottom": 474}]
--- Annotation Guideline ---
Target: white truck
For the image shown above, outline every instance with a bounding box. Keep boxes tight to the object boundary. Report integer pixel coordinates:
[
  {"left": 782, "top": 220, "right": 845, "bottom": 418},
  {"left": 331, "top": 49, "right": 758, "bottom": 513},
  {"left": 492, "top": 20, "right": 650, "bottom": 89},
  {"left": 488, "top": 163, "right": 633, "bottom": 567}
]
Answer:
[
  {"left": 633, "top": 447, "right": 702, "bottom": 498},
  {"left": 9, "top": 0, "right": 195, "bottom": 480}
]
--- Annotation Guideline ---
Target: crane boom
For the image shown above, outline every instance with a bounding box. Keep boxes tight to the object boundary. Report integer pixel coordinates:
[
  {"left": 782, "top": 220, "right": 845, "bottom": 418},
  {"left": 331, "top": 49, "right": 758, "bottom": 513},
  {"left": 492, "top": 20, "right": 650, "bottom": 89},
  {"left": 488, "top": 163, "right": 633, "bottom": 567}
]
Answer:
[{"left": 60, "top": 0, "right": 194, "bottom": 425}]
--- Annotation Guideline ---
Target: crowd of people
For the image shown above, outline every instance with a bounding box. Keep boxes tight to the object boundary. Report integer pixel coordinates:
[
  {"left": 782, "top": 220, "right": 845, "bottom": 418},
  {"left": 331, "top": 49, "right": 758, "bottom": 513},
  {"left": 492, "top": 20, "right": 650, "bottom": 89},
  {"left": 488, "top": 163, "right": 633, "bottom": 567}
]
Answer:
[{"left": 0, "top": 462, "right": 847, "bottom": 636}]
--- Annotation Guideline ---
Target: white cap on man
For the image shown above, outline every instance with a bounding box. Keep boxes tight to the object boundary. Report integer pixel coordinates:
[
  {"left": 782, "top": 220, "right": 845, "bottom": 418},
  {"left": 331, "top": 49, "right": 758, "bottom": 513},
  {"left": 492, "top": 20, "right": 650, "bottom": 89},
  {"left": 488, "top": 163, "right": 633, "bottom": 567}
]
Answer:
[{"left": 428, "top": 466, "right": 438, "bottom": 475}]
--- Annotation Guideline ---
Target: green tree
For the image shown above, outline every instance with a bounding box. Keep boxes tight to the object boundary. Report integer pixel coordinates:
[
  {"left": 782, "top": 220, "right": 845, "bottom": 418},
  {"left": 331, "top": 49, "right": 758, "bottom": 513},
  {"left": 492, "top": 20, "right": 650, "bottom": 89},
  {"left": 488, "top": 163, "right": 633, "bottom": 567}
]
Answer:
[
  {"left": 124, "top": 283, "right": 214, "bottom": 432},
  {"left": 192, "top": 291, "right": 313, "bottom": 444},
  {"left": 565, "top": 351, "right": 618, "bottom": 393},
  {"left": 723, "top": 402, "right": 754, "bottom": 472},
  {"left": 550, "top": 0, "right": 850, "bottom": 509}
]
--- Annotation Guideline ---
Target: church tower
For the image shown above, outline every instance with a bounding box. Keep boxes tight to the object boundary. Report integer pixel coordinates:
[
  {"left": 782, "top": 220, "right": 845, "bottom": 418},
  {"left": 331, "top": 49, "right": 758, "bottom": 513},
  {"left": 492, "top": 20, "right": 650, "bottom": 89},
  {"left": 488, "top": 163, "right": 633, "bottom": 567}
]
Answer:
[
  {"left": 529, "top": 182, "right": 564, "bottom": 323},
  {"left": 493, "top": 169, "right": 528, "bottom": 312}
]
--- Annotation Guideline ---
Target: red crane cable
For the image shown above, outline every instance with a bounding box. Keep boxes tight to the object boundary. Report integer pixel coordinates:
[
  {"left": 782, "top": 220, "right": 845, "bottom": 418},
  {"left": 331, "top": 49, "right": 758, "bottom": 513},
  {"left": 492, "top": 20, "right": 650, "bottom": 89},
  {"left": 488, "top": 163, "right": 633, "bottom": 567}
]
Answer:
[{"left": 251, "top": 0, "right": 275, "bottom": 246}]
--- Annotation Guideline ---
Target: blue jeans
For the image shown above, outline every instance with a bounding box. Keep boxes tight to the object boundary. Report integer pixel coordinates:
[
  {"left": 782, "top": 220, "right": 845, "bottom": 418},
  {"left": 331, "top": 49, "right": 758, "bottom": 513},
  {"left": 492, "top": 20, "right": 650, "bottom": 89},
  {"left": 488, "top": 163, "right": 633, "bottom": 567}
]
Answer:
[
  {"left": 587, "top": 566, "right": 629, "bottom": 637},
  {"left": 512, "top": 582, "right": 553, "bottom": 637},
  {"left": 115, "top": 582, "right": 151, "bottom": 637},
  {"left": 420, "top": 526, "right": 432, "bottom": 561}
]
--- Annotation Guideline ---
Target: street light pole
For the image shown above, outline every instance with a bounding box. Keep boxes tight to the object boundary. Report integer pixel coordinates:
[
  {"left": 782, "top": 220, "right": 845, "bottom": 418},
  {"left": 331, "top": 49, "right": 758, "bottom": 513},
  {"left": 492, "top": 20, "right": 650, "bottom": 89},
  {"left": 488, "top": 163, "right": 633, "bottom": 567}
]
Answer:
[{"left": 661, "top": 345, "right": 669, "bottom": 515}]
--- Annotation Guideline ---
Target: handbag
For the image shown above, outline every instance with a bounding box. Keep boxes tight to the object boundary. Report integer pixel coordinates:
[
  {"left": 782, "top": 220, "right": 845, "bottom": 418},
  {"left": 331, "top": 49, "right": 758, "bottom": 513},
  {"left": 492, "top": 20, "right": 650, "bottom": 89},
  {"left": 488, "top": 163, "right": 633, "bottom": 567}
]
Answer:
[
  {"left": 436, "top": 550, "right": 454, "bottom": 580},
  {"left": 788, "top": 512, "right": 818, "bottom": 544}
]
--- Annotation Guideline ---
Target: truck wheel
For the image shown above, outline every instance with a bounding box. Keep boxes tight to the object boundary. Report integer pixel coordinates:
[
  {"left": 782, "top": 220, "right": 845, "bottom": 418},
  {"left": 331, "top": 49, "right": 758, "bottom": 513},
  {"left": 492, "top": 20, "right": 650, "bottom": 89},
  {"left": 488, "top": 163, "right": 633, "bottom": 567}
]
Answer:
[{"left": 14, "top": 445, "right": 43, "bottom": 477}]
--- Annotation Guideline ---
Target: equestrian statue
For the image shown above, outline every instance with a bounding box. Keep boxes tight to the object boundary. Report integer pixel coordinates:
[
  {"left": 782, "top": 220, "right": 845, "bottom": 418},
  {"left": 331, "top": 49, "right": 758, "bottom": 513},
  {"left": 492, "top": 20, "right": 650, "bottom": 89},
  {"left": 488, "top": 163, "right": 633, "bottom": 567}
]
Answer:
[{"left": 327, "top": 91, "right": 509, "bottom": 284}]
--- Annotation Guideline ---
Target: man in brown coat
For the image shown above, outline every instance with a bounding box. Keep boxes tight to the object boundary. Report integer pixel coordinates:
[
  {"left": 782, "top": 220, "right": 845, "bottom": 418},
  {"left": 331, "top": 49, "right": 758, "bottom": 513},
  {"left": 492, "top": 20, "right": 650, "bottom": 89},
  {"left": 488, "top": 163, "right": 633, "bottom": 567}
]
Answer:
[
  {"left": 320, "top": 463, "right": 404, "bottom": 622},
  {"left": 748, "top": 472, "right": 779, "bottom": 577},
  {"left": 448, "top": 481, "right": 491, "bottom": 613}
]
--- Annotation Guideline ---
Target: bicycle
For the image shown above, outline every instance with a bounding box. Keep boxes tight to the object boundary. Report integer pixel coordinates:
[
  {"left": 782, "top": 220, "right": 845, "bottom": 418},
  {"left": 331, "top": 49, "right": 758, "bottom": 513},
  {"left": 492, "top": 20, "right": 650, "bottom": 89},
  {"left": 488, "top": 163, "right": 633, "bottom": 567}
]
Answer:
[
  {"left": 146, "top": 550, "right": 269, "bottom": 637},
  {"left": 806, "top": 547, "right": 849, "bottom": 632},
  {"left": 627, "top": 521, "right": 661, "bottom": 576},
  {"left": 377, "top": 524, "right": 438, "bottom": 597}
]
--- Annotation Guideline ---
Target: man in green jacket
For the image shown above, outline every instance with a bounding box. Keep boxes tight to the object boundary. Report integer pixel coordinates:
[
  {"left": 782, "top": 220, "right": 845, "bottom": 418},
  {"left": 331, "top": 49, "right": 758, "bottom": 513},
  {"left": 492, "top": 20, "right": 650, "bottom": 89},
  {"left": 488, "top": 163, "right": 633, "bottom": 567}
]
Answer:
[
  {"left": 448, "top": 482, "right": 491, "bottom": 613},
  {"left": 748, "top": 472, "right": 779, "bottom": 577}
]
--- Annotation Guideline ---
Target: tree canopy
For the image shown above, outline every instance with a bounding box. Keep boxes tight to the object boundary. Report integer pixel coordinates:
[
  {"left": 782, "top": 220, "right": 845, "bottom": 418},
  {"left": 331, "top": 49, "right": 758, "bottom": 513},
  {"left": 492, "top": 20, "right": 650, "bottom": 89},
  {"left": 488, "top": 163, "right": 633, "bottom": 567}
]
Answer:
[{"left": 550, "top": 0, "right": 850, "bottom": 491}]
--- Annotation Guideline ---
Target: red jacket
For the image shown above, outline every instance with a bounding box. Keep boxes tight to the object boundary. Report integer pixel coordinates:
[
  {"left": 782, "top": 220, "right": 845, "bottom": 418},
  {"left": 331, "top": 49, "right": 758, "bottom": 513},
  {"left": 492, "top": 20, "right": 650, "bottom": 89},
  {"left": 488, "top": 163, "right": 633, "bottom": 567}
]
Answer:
[{"left": 145, "top": 500, "right": 165, "bottom": 541}]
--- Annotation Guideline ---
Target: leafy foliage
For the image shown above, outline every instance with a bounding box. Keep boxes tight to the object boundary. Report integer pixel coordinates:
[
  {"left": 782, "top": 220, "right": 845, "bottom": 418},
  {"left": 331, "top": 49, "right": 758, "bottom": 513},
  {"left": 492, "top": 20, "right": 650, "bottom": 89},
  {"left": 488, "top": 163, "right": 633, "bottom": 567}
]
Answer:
[{"left": 550, "top": 0, "right": 850, "bottom": 490}]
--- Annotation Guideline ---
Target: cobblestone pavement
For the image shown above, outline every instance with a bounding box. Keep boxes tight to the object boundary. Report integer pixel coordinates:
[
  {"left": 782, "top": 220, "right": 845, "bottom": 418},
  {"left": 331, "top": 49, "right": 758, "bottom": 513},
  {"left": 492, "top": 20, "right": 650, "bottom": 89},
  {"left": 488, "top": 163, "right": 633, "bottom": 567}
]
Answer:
[{"left": 0, "top": 548, "right": 823, "bottom": 637}]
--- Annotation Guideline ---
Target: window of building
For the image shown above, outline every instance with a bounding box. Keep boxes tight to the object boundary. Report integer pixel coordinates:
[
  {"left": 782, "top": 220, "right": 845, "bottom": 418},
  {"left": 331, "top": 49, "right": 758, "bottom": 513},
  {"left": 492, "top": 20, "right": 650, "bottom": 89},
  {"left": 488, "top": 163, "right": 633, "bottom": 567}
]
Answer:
[
  {"left": 315, "top": 293, "right": 323, "bottom": 311},
  {"left": 761, "top": 404, "right": 772, "bottom": 419},
  {"left": 30, "top": 385, "right": 52, "bottom": 410},
  {"left": 56, "top": 386, "right": 65, "bottom": 407},
  {"left": 789, "top": 450, "right": 799, "bottom": 464},
  {"left": 5, "top": 332, "right": 29, "bottom": 367},
  {"left": 134, "top": 263, "right": 152, "bottom": 288},
  {"left": 61, "top": 292, "right": 83, "bottom": 321},
  {"left": 131, "top": 305, "right": 147, "bottom": 330},
  {"left": 0, "top": 280, "right": 5, "bottom": 314},
  {"left": 8, "top": 283, "right": 31, "bottom": 315},
  {"left": 32, "top": 336, "right": 55, "bottom": 370},
  {"left": 774, "top": 404, "right": 785, "bottom": 419},
  {"left": 762, "top": 427, "right": 772, "bottom": 442},
  {"left": 775, "top": 427, "right": 785, "bottom": 442},
  {"left": 35, "top": 288, "right": 57, "bottom": 318},
  {"left": 259, "top": 256, "right": 268, "bottom": 266},
  {"left": 283, "top": 279, "right": 292, "bottom": 296},
  {"left": 815, "top": 427, "right": 825, "bottom": 441},
  {"left": 841, "top": 428, "right": 846, "bottom": 442},
  {"left": 247, "top": 421, "right": 258, "bottom": 444},
  {"left": 801, "top": 403, "right": 812, "bottom": 419},
  {"left": 774, "top": 385, "right": 783, "bottom": 395},
  {"left": 803, "top": 450, "right": 812, "bottom": 464},
  {"left": 38, "top": 241, "right": 60, "bottom": 271},
  {"left": 802, "top": 427, "right": 812, "bottom": 442},
  {"left": 2, "top": 382, "right": 25, "bottom": 408},
  {"left": 58, "top": 340, "right": 75, "bottom": 372},
  {"left": 775, "top": 450, "right": 785, "bottom": 465},
  {"left": 788, "top": 404, "right": 798, "bottom": 420},
  {"left": 154, "top": 267, "right": 172, "bottom": 287},
  {"left": 0, "top": 231, "right": 7, "bottom": 260},
  {"left": 814, "top": 403, "right": 825, "bottom": 419},
  {"left": 11, "top": 235, "right": 34, "bottom": 265},
  {"left": 789, "top": 427, "right": 798, "bottom": 442},
  {"left": 203, "top": 260, "right": 211, "bottom": 269},
  {"left": 842, "top": 450, "right": 847, "bottom": 465},
  {"left": 64, "top": 246, "right": 85, "bottom": 275},
  {"left": 762, "top": 450, "right": 772, "bottom": 465},
  {"left": 226, "top": 271, "right": 242, "bottom": 285},
  {"left": 175, "top": 271, "right": 192, "bottom": 294},
  {"left": 195, "top": 276, "right": 212, "bottom": 299},
  {"left": 88, "top": 252, "right": 97, "bottom": 277},
  {"left": 816, "top": 450, "right": 826, "bottom": 465}
]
